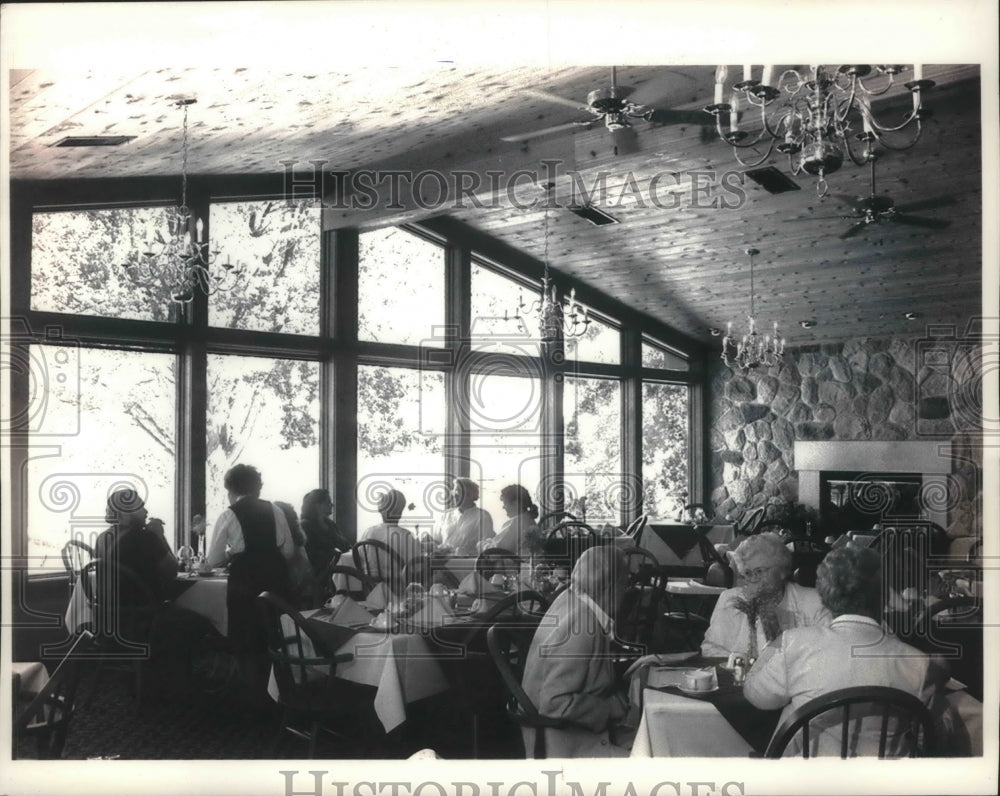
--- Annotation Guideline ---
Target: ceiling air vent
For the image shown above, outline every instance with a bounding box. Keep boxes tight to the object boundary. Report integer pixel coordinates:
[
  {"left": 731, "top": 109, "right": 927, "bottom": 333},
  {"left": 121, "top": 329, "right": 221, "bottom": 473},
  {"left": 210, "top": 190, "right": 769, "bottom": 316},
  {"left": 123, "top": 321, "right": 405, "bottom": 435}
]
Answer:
[
  {"left": 744, "top": 166, "right": 801, "bottom": 194},
  {"left": 568, "top": 204, "right": 619, "bottom": 226},
  {"left": 51, "top": 136, "right": 137, "bottom": 147}
]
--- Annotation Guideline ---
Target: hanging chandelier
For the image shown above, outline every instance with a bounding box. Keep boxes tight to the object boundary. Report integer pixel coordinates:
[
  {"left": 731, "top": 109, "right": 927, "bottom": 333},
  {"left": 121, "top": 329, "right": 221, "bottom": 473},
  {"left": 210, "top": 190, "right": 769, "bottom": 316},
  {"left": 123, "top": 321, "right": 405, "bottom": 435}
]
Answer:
[
  {"left": 703, "top": 65, "right": 933, "bottom": 197},
  {"left": 722, "top": 248, "right": 785, "bottom": 372},
  {"left": 121, "top": 98, "right": 243, "bottom": 304},
  {"left": 511, "top": 203, "right": 591, "bottom": 342}
]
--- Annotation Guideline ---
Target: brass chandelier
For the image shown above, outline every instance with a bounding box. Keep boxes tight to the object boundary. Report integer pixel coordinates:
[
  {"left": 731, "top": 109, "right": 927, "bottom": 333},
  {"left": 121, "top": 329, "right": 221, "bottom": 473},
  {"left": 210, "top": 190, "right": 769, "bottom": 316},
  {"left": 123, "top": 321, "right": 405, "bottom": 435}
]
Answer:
[
  {"left": 721, "top": 248, "right": 785, "bottom": 372},
  {"left": 704, "top": 64, "right": 933, "bottom": 197},
  {"left": 121, "top": 99, "right": 243, "bottom": 304}
]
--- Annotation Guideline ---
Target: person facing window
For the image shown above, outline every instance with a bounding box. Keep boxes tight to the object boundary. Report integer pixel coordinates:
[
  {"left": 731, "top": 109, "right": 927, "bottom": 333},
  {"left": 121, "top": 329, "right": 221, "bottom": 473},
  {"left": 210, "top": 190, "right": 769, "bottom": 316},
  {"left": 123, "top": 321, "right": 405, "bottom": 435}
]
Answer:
[{"left": 485, "top": 484, "right": 540, "bottom": 557}]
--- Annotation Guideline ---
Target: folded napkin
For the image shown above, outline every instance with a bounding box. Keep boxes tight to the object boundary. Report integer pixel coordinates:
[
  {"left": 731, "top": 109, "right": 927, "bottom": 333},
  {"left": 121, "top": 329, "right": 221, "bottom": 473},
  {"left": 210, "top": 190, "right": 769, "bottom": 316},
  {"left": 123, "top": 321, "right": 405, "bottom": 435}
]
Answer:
[
  {"left": 457, "top": 571, "right": 503, "bottom": 597},
  {"left": 364, "top": 582, "right": 391, "bottom": 611},
  {"left": 324, "top": 594, "right": 374, "bottom": 627},
  {"left": 406, "top": 593, "right": 455, "bottom": 630}
]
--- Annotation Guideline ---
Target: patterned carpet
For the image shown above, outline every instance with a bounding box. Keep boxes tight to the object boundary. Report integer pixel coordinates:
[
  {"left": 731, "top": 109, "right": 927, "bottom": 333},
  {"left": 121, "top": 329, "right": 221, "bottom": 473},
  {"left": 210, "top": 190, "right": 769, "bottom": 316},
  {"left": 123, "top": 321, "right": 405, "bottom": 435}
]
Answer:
[{"left": 13, "top": 657, "right": 519, "bottom": 760}]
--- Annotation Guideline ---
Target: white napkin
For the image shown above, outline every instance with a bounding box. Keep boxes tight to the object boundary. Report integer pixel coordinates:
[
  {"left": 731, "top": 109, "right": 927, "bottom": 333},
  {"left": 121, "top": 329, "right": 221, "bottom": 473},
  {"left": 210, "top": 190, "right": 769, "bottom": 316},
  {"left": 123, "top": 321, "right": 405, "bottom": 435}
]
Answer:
[
  {"left": 457, "top": 571, "right": 502, "bottom": 597},
  {"left": 325, "top": 594, "right": 374, "bottom": 627},
  {"left": 365, "top": 582, "right": 391, "bottom": 611}
]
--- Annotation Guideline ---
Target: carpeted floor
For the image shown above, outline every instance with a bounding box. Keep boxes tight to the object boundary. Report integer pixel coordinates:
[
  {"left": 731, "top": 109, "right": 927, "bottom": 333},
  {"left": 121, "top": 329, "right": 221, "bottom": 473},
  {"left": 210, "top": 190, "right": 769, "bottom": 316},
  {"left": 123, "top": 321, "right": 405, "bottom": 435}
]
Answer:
[{"left": 13, "top": 660, "right": 521, "bottom": 761}]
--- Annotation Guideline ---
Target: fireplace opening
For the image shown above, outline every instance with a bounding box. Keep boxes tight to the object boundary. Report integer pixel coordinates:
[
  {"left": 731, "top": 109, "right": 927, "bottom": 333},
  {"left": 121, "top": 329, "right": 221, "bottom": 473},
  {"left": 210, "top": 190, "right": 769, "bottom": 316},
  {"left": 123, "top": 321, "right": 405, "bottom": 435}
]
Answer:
[{"left": 819, "top": 470, "right": 924, "bottom": 535}]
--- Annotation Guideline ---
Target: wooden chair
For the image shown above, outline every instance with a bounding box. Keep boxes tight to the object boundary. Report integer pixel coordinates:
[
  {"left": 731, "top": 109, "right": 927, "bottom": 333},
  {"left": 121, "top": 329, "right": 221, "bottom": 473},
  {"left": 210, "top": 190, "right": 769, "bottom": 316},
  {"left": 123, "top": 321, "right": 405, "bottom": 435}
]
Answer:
[
  {"left": 622, "top": 514, "right": 649, "bottom": 539},
  {"left": 400, "top": 553, "right": 459, "bottom": 590},
  {"left": 312, "top": 562, "right": 377, "bottom": 606},
  {"left": 537, "top": 511, "right": 577, "bottom": 534},
  {"left": 352, "top": 538, "right": 405, "bottom": 596},
  {"left": 475, "top": 547, "right": 523, "bottom": 580},
  {"left": 486, "top": 623, "right": 576, "bottom": 759},
  {"left": 733, "top": 506, "right": 766, "bottom": 537},
  {"left": 61, "top": 538, "right": 94, "bottom": 598},
  {"left": 78, "top": 559, "right": 161, "bottom": 707},
  {"left": 256, "top": 591, "right": 374, "bottom": 758},
  {"left": 764, "top": 686, "right": 937, "bottom": 758},
  {"left": 542, "top": 521, "right": 597, "bottom": 570},
  {"left": 14, "top": 630, "right": 94, "bottom": 759}
]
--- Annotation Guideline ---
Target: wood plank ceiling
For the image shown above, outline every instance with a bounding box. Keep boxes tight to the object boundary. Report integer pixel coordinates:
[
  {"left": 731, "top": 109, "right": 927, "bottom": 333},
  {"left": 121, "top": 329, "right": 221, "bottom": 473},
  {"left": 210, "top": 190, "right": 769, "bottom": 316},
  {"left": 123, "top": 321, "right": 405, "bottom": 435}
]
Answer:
[{"left": 8, "top": 64, "right": 983, "bottom": 347}]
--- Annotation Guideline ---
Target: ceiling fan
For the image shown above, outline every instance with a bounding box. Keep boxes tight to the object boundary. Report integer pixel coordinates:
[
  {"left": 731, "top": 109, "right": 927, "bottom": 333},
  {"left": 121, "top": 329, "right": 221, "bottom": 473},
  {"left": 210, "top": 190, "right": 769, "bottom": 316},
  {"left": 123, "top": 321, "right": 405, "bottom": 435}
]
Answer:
[
  {"left": 500, "top": 66, "right": 712, "bottom": 145},
  {"left": 786, "top": 157, "right": 954, "bottom": 239}
]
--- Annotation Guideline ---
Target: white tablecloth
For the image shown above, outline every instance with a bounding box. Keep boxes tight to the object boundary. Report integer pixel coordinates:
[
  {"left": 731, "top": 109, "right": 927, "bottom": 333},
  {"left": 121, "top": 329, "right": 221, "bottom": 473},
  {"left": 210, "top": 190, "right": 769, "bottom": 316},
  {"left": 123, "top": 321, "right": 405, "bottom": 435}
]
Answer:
[
  {"left": 631, "top": 688, "right": 753, "bottom": 757},
  {"left": 64, "top": 573, "right": 229, "bottom": 636},
  {"left": 268, "top": 610, "right": 449, "bottom": 733}
]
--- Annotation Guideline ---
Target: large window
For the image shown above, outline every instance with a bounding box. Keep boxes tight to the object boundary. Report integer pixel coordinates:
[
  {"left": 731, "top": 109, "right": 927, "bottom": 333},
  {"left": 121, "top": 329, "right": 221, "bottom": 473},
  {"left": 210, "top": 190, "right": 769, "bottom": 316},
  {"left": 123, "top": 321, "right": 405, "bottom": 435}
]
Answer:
[
  {"left": 466, "top": 372, "right": 543, "bottom": 525},
  {"left": 356, "top": 365, "right": 446, "bottom": 534},
  {"left": 358, "top": 227, "right": 445, "bottom": 346},
  {"left": 25, "top": 346, "right": 176, "bottom": 571},
  {"left": 31, "top": 207, "right": 179, "bottom": 322},
  {"left": 642, "top": 381, "right": 690, "bottom": 520},
  {"left": 15, "top": 181, "right": 700, "bottom": 567},
  {"left": 564, "top": 376, "right": 623, "bottom": 526},
  {"left": 205, "top": 355, "right": 320, "bottom": 526},
  {"left": 209, "top": 199, "right": 322, "bottom": 335}
]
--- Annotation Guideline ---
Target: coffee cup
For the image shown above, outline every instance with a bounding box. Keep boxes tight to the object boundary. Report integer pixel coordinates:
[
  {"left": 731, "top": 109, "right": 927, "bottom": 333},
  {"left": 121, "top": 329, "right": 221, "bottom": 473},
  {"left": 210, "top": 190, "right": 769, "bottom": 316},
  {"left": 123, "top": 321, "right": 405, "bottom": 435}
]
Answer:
[{"left": 684, "top": 668, "right": 715, "bottom": 691}]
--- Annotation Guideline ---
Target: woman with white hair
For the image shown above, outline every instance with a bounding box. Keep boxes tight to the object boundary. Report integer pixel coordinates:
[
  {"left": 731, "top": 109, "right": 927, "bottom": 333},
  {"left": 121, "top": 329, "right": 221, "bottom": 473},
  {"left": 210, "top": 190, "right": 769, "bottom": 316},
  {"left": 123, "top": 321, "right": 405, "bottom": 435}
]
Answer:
[{"left": 701, "top": 532, "right": 832, "bottom": 658}]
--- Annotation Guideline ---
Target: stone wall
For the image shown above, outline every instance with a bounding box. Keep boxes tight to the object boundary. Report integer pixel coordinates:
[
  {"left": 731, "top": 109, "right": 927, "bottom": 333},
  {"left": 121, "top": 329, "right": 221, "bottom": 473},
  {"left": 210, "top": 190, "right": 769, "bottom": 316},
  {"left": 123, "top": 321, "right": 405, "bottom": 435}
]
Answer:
[{"left": 707, "top": 336, "right": 983, "bottom": 537}]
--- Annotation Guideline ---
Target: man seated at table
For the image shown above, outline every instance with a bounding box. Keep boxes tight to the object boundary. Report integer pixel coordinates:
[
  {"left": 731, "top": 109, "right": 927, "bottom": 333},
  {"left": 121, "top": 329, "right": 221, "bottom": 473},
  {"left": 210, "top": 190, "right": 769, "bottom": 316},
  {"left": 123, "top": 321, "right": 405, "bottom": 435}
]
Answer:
[
  {"left": 743, "top": 546, "right": 948, "bottom": 756},
  {"left": 521, "top": 545, "right": 631, "bottom": 757},
  {"left": 361, "top": 488, "right": 421, "bottom": 570},
  {"left": 430, "top": 477, "right": 494, "bottom": 556},
  {"left": 207, "top": 464, "right": 295, "bottom": 653},
  {"left": 701, "top": 532, "right": 831, "bottom": 658}
]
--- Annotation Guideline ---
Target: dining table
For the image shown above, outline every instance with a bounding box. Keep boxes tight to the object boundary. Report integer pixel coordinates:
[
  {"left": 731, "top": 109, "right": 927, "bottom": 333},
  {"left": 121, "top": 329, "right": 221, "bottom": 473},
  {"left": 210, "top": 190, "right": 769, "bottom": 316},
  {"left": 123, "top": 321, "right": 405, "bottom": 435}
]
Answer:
[
  {"left": 629, "top": 656, "right": 781, "bottom": 757},
  {"left": 64, "top": 568, "right": 230, "bottom": 636},
  {"left": 266, "top": 584, "right": 544, "bottom": 734}
]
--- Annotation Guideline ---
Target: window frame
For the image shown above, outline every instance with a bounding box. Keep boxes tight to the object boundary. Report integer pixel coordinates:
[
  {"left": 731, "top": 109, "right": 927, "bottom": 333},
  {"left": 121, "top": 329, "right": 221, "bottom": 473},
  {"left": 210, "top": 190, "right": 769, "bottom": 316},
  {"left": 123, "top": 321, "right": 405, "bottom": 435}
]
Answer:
[{"left": 7, "top": 175, "right": 707, "bottom": 573}]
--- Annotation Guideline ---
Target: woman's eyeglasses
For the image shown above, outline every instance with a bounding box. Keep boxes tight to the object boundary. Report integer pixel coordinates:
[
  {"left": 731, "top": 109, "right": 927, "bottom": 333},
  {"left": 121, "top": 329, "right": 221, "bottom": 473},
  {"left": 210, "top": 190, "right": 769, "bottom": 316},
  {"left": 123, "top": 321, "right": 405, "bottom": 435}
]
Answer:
[{"left": 742, "top": 566, "right": 777, "bottom": 582}]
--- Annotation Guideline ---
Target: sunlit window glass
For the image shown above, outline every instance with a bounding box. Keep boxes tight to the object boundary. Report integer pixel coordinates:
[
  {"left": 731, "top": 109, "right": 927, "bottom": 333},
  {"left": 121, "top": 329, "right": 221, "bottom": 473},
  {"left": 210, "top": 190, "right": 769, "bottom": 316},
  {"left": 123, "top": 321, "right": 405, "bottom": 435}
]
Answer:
[
  {"left": 642, "top": 339, "right": 690, "bottom": 370},
  {"left": 564, "top": 376, "right": 623, "bottom": 526},
  {"left": 356, "top": 365, "right": 446, "bottom": 535},
  {"left": 642, "top": 381, "right": 690, "bottom": 519},
  {"left": 205, "top": 354, "right": 320, "bottom": 526},
  {"left": 565, "top": 313, "right": 620, "bottom": 365},
  {"left": 466, "top": 372, "right": 543, "bottom": 524},
  {"left": 358, "top": 228, "right": 445, "bottom": 346},
  {"left": 31, "top": 207, "right": 180, "bottom": 322},
  {"left": 25, "top": 346, "right": 176, "bottom": 572},
  {"left": 209, "top": 199, "right": 321, "bottom": 335}
]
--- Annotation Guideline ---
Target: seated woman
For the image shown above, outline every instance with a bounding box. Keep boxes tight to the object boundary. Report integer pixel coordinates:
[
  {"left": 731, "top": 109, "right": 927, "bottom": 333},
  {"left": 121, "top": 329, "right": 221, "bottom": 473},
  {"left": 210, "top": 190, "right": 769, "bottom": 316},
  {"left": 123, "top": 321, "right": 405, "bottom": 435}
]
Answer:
[
  {"left": 301, "top": 488, "right": 351, "bottom": 576},
  {"left": 520, "top": 546, "right": 632, "bottom": 757},
  {"left": 430, "top": 477, "right": 494, "bottom": 556},
  {"left": 274, "top": 501, "right": 316, "bottom": 606},
  {"left": 94, "top": 488, "right": 177, "bottom": 640},
  {"left": 361, "top": 488, "right": 421, "bottom": 568},
  {"left": 484, "top": 484, "right": 541, "bottom": 557},
  {"left": 744, "top": 546, "right": 948, "bottom": 756},
  {"left": 701, "top": 532, "right": 831, "bottom": 658}
]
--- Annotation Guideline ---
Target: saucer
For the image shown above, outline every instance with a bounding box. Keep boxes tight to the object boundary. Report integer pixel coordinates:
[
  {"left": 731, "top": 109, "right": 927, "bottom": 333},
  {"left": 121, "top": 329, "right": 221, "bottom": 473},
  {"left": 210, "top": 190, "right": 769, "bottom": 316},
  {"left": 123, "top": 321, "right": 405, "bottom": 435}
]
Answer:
[{"left": 676, "top": 683, "right": 719, "bottom": 695}]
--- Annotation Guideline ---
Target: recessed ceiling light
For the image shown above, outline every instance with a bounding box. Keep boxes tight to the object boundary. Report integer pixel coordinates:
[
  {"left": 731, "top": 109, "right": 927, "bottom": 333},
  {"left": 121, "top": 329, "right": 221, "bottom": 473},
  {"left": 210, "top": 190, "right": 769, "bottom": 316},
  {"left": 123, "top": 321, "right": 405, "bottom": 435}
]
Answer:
[
  {"left": 904, "top": 312, "right": 919, "bottom": 320},
  {"left": 800, "top": 320, "right": 816, "bottom": 328},
  {"left": 709, "top": 328, "right": 722, "bottom": 337},
  {"left": 51, "top": 135, "right": 136, "bottom": 147}
]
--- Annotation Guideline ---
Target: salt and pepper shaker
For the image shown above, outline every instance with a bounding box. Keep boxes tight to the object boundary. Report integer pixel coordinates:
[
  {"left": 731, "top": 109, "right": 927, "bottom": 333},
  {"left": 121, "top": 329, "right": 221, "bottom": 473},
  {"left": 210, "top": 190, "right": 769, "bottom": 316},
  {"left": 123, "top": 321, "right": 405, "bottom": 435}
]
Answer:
[{"left": 732, "top": 655, "right": 746, "bottom": 684}]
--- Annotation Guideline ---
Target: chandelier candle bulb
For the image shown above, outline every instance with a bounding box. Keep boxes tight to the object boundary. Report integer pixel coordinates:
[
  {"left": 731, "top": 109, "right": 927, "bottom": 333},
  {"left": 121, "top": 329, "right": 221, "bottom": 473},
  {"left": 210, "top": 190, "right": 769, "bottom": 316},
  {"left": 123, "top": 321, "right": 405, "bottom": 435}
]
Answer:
[
  {"left": 196, "top": 217, "right": 204, "bottom": 243},
  {"left": 743, "top": 65, "right": 752, "bottom": 81},
  {"left": 729, "top": 91, "right": 739, "bottom": 132},
  {"left": 761, "top": 65, "right": 774, "bottom": 86},
  {"left": 714, "top": 65, "right": 727, "bottom": 104},
  {"left": 913, "top": 64, "right": 923, "bottom": 81}
]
